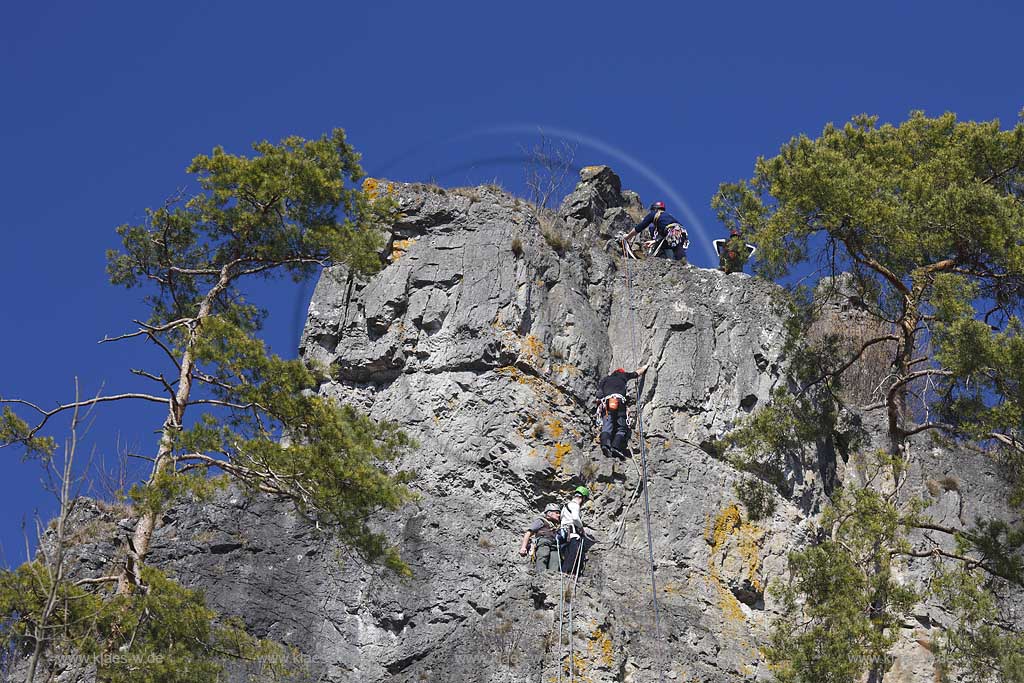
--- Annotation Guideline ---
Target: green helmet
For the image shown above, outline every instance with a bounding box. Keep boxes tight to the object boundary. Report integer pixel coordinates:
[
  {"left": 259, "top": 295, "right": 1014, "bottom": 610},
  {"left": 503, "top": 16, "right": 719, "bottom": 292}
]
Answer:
[{"left": 574, "top": 486, "right": 591, "bottom": 498}]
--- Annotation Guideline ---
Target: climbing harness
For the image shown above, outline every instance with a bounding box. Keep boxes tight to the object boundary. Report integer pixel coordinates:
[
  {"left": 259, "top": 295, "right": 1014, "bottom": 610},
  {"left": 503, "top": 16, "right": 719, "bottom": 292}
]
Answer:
[
  {"left": 621, "top": 247, "right": 667, "bottom": 682},
  {"left": 595, "top": 393, "right": 626, "bottom": 422}
]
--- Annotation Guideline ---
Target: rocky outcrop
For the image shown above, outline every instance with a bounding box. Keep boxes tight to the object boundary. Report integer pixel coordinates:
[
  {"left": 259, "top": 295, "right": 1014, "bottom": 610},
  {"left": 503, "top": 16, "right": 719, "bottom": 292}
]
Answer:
[
  {"left": 250, "top": 169, "right": 802, "bottom": 681},
  {"left": 32, "top": 167, "right": 1021, "bottom": 682}
]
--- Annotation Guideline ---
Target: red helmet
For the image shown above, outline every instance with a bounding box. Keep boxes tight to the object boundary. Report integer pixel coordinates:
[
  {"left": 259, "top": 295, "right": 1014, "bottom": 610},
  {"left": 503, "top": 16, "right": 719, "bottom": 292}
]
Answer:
[
  {"left": 613, "top": 368, "right": 626, "bottom": 374},
  {"left": 650, "top": 201, "right": 665, "bottom": 211}
]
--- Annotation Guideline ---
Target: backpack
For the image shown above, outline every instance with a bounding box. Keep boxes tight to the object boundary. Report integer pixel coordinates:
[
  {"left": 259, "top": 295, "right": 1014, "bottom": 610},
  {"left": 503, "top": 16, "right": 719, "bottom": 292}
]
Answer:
[
  {"left": 654, "top": 210, "right": 688, "bottom": 249},
  {"left": 665, "top": 225, "right": 688, "bottom": 249}
]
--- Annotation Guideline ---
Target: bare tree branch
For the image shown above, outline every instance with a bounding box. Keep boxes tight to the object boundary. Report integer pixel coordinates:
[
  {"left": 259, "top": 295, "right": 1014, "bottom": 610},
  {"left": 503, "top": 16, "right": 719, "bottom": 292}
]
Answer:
[{"left": 0, "top": 393, "right": 170, "bottom": 443}]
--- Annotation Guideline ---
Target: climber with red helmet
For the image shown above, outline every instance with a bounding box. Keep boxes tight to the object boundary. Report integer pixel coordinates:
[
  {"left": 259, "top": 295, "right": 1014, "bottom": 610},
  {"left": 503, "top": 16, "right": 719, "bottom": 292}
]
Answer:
[
  {"left": 621, "top": 201, "right": 689, "bottom": 261},
  {"left": 596, "top": 364, "right": 648, "bottom": 457}
]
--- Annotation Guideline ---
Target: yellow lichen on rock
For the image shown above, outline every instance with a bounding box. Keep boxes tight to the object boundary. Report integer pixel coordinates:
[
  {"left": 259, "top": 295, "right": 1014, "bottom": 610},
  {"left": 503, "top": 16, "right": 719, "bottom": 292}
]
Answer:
[
  {"left": 390, "top": 238, "right": 416, "bottom": 262},
  {"left": 550, "top": 627, "right": 613, "bottom": 683},
  {"left": 361, "top": 177, "right": 393, "bottom": 200},
  {"left": 549, "top": 442, "right": 572, "bottom": 469},
  {"left": 590, "top": 628, "right": 614, "bottom": 667},
  {"left": 706, "top": 503, "right": 742, "bottom": 548},
  {"left": 362, "top": 177, "right": 380, "bottom": 199},
  {"left": 522, "top": 334, "right": 545, "bottom": 366},
  {"left": 705, "top": 503, "right": 765, "bottom": 625}
]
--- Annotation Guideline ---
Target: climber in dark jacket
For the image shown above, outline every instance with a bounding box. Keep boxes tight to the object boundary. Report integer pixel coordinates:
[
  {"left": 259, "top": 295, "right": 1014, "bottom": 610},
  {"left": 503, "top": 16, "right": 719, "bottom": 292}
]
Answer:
[
  {"left": 621, "top": 201, "right": 688, "bottom": 261},
  {"left": 597, "top": 364, "right": 648, "bottom": 457}
]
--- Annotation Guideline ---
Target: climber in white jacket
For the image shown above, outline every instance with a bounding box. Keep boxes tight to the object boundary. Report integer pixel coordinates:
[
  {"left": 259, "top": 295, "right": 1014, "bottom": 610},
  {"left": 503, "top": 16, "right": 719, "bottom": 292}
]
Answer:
[{"left": 560, "top": 486, "right": 591, "bottom": 574}]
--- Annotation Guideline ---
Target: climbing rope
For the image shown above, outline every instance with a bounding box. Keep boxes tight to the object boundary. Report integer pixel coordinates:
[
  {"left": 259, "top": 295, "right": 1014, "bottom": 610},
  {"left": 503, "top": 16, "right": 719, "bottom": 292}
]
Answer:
[
  {"left": 550, "top": 241, "right": 666, "bottom": 682},
  {"left": 566, "top": 534, "right": 585, "bottom": 683},
  {"left": 555, "top": 525, "right": 586, "bottom": 683},
  {"left": 557, "top": 536, "right": 564, "bottom": 683},
  {"left": 621, "top": 249, "right": 667, "bottom": 683},
  {"left": 612, "top": 451, "right": 643, "bottom": 547}
]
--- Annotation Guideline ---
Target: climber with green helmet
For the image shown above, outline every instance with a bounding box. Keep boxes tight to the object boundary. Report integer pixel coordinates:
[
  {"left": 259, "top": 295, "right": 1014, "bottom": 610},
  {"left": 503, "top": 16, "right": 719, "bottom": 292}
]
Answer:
[
  {"left": 519, "top": 502, "right": 564, "bottom": 572},
  {"left": 559, "top": 486, "right": 593, "bottom": 575}
]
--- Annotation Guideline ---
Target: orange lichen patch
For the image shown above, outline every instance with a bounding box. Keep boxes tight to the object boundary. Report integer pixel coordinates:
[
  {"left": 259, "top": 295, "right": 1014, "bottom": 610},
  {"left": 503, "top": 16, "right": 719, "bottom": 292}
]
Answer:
[
  {"left": 390, "top": 238, "right": 416, "bottom": 262},
  {"left": 549, "top": 442, "right": 572, "bottom": 469},
  {"left": 547, "top": 417, "right": 565, "bottom": 440},
  {"left": 706, "top": 504, "right": 742, "bottom": 547},
  {"left": 705, "top": 503, "right": 765, "bottom": 625},
  {"left": 738, "top": 528, "right": 764, "bottom": 593},
  {"left": 498, "top": 366, "right": 546, "bottom": 393},
  {"left": 361, "top": 177, "right": 393, "bottom": 200},
  {"left": 522, "top": 334, "right": 545, "bottom": 366},
  {"left": 362, "top": 177, "right": 380, "bottom": 199},
  {"left": 496, "top": 365, "right": 571, "bottom": 409},
  {"left": 713, "top": 578, "right": 747, "bottom": 624},
  {"left": 551, "top": 628, "right": 613, "bottom": 683},
  {"left": 589, "top": 628, "right": 614, "bottom": 667}
]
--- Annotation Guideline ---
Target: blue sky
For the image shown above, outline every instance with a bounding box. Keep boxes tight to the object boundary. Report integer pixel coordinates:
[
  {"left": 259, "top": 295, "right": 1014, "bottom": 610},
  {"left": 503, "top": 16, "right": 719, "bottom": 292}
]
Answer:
[{"left": 1, "top": 0, "right": 1022, "bottom": 563}]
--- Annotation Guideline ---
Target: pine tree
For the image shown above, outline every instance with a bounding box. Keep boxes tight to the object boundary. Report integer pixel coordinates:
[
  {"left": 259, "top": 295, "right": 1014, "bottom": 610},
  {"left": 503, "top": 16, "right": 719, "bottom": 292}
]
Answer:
[
  {"left": 716, "top": 111, "right": 1024, "bottom": 682},
  {"left": 0, "top": 129, "right": 416, "bottom": 676}
]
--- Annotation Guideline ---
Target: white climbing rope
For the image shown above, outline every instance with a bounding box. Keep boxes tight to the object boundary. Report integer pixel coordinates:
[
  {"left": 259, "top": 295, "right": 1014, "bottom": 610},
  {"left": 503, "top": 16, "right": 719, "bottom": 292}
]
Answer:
[
  {"left": 557, "top": 535, "right": 564, "bottom": 683},
  {"left": 566, "top": 534, "right": 585, "bottom": 683},
  {"left": 612, "top": 451, "right": 644, "bottom": 547}
]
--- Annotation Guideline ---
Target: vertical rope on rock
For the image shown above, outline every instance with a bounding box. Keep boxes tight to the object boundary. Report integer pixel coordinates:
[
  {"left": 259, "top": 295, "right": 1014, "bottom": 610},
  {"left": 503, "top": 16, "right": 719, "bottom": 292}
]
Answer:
[
  {"left": 622, "top": 254, "right": 666, "bottom": 683},
  {"left": 557, "top": 536, "right": 564, "bottom": 683}
]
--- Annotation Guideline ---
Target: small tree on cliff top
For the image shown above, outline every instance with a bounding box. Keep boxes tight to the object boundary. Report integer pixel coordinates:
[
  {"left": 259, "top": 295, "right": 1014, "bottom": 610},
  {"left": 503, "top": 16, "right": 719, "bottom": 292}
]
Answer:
[
  {"left": 715, "top": 111, "right": 1024, "bottom": 682},
  {"left": 1, "top": 129, "right": 416, "bottom": 596}
]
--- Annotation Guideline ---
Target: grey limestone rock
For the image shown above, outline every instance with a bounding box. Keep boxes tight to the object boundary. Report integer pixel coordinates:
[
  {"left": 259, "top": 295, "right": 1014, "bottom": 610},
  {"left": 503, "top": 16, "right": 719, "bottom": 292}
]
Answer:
[{"left": 29, "top": 167, "right": 1020, "bottom": 683}]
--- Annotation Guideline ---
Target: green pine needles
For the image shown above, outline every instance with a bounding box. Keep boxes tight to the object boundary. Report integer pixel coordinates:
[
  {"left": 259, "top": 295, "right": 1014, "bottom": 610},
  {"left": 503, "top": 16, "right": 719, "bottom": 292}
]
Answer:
[
  {"left": 0, "top": 129, "right": 416, "bottom": 678},
  {"left": 717, "top": 111, "right": 1024, "bottom": 682}
]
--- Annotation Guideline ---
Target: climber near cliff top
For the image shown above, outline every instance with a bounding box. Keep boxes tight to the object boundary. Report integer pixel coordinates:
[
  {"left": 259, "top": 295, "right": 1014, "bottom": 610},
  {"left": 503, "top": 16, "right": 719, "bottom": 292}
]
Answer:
[
  {"left": 518, "top": 503, "right": 563, "bottom": 572},
  {"left": 559, "top": 486, "right": 593, "bottom": 575},
  {"left": 713, "top": 228, "right": 756, "bottom": 274},
  {"left": 597, "top": 365, "right": 648, "bottom": 458},
  {"left": 621, "top": 201, "right": 689, "bottom": 261}
]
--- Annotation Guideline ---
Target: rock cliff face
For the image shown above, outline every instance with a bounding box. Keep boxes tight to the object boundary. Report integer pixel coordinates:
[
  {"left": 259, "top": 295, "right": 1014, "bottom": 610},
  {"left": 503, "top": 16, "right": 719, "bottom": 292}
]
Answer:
[{"left": 81, "top": 168, "right": 1018, "bottom": 682}]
